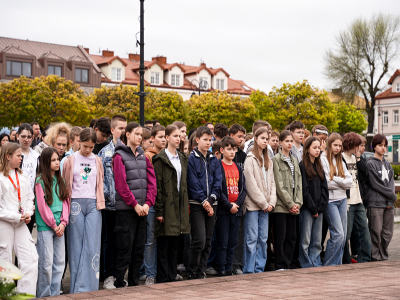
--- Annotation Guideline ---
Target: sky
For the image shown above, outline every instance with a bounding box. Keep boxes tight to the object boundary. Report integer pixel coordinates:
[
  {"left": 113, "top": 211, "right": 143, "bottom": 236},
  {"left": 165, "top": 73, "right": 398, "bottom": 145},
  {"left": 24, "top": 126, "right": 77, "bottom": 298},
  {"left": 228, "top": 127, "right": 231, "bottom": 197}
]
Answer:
[{"left": 2, "top": 0, "right": 400, "bottom": 93}]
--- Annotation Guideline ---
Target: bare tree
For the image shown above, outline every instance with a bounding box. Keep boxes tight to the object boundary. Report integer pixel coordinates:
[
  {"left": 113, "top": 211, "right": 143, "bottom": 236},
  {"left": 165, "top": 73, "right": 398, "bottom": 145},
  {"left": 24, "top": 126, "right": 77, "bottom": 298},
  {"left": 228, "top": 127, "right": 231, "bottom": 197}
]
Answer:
[{"left": 324, "top": 13, "right": 400, "bottom": 147}]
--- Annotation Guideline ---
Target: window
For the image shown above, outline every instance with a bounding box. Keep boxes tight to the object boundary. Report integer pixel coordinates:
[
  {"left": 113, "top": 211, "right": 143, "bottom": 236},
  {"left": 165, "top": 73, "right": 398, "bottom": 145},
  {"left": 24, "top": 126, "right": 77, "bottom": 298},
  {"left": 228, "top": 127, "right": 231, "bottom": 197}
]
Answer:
[
  {"left": 241, "top": 85, "right": 251, "bottom": 91},
  {"left": 75, "top": 68, "right": 89, "bottom": 83},
  {"left": 397, "top": 83, "right": 400, "bottom": 92},
  {"left": 216, "top": 79, "right": 225, "bottom": 90},
  {"left": 171, "top": 74, "right": 180, "bottom": 86},
  {"left": 383, "top": 111, "right": 389, "bottom": 125},
  {"left": 151, "top": 72, "right": 160, "bottom": 85},
  {"left": 48, "top": 65, "right": 62, "bottom": 77},
  {"left": 112, "top": 68, "right": 122, "bottom": 81},
  {"left": 6, "top": 61, "right": 32, "bottom": 77},
  {"left": 394, "top": 110, "right": 399, "bottom": 124},
  {"left": 200, "top": 77, "right": 208, "bottom": 88}
]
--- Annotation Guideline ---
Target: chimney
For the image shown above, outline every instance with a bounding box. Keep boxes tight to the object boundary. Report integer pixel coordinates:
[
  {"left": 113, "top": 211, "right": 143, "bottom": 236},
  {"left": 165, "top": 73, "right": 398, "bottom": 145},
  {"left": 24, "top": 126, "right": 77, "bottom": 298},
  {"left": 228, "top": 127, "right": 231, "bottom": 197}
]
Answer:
[
  {"left": 152, "top": 56, "right": 167, "bottom": 65},
  {"left": 83, "top": 47, "right": 90, "bottom": 54},
  {"left": 129, "top": 53, "right": 140, "bottom": 61},
  {"left": 200, "top": 62, "right": 206, "bottom": 67},
  {"left": 102, "top": 50, "right": 114, "bottom": 57}
]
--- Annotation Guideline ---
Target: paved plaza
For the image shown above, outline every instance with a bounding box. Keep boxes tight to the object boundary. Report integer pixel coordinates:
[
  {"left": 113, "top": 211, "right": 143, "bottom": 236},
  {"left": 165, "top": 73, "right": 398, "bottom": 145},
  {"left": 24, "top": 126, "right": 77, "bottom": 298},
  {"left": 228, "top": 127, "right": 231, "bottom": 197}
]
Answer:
[{"left": 31, "top": 223, "right": 400, "bottom": 300}]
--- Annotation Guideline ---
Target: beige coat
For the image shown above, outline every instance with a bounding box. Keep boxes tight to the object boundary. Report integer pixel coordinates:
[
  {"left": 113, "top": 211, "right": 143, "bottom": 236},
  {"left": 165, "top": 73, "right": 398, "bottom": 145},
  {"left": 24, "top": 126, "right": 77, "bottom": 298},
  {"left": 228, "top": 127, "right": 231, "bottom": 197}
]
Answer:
[{"left": 243, "top": 152, "right": 276, "bottom": 213}]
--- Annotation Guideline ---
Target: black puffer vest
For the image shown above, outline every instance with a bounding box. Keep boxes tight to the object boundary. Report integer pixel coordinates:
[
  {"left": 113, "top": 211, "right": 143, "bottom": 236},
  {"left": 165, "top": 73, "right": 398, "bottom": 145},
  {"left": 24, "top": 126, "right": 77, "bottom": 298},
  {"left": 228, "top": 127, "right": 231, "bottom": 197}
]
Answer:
[{"left": 113, "top": 140, "right": 148, "bottom": 210}]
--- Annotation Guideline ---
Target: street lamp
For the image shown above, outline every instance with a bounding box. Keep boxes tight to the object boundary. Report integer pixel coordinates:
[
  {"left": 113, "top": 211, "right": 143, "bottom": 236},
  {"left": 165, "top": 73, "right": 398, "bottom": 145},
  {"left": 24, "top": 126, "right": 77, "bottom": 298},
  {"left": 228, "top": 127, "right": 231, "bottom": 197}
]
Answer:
[{"left": 190, "top": 79, "right": 208, "bottom": 97}]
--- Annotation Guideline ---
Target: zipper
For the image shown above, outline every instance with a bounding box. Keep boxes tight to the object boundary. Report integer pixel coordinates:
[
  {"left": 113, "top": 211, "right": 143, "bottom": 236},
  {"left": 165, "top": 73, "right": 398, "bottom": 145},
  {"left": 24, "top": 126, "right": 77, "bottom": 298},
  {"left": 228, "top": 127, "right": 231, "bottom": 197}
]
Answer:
[
  {"left": 134, "top": 153, "right": 145, "bottom": 205},
  {"left": 204, "top": 156, "right": 209, "bottom": 197}
]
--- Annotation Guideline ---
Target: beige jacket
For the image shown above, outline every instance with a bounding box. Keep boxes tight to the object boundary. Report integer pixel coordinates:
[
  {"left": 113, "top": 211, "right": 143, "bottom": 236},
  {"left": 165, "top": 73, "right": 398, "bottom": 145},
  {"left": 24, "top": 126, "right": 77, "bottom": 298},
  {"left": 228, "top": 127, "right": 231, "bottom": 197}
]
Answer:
[{"left": 243, "top": 152, "right": 276, "bottom": 213}]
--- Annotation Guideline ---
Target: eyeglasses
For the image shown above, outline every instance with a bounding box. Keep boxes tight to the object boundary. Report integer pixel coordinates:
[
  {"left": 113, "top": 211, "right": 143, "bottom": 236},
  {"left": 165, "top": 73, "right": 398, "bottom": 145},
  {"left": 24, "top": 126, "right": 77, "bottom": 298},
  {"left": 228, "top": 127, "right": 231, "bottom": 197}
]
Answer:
[{"left": 20, "top": 135, "right": 33, "bottom": 140}]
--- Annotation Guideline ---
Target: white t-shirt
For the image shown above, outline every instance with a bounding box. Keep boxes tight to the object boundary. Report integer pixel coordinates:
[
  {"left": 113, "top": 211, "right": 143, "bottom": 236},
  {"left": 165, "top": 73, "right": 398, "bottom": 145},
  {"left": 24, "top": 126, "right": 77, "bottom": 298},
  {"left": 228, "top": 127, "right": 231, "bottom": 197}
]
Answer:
[
  {"left": 21, "top": 148, "right": 40, "bottom": 190},
  {"left": 342, "top": 153, "right": 362, "bottom": 205}
]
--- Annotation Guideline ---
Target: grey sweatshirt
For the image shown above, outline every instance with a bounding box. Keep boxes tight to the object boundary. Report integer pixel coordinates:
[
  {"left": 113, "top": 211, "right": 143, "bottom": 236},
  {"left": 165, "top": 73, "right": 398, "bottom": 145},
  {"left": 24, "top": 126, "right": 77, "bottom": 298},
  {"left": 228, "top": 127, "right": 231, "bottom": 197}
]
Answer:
[{"left": 365, "top": 156, "right": 397, "bottom": 208}]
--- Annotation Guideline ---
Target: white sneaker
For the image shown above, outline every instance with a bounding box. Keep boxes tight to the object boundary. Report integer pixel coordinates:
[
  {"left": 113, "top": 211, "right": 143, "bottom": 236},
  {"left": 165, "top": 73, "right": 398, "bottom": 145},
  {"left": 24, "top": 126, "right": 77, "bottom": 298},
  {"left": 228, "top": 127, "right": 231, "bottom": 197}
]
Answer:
[
  {"left": 177, "top": 264, "right": 186, "bottom": 272},
  {"left": 205, "top": 267, "right": 217, "bottom": 275},
  {"left": 103, "top": 276, "right": 116, "bottom": 289},
  {"left": 144, "top": 277, "right": 155, "bottom": 285},
  {"left": 139, "top": 274, "right": 147, "bottom": 281},
  {"left": 175, "top": 274, "right": 183, "bottom": 281},
  {"left": 234, "top": 269, "right": 243, "bottom": 275},
  {"left": 276, "top": 269, "right": 285, "bottom": 271}
]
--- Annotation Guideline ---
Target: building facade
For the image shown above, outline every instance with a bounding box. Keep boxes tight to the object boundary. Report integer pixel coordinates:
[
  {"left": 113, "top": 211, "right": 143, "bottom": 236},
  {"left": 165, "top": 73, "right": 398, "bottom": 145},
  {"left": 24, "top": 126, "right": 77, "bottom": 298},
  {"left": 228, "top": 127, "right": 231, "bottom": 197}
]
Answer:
[{"left": 374, "top": 69, "right": 400, "bottom": 163}]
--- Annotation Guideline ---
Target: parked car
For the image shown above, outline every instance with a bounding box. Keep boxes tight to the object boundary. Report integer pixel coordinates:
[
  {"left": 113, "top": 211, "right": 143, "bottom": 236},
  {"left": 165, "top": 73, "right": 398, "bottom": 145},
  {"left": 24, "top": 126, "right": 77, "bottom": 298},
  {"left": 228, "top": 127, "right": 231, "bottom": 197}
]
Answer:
[{"left": 362, "top": 151, "right": 374, "bottom": 159}]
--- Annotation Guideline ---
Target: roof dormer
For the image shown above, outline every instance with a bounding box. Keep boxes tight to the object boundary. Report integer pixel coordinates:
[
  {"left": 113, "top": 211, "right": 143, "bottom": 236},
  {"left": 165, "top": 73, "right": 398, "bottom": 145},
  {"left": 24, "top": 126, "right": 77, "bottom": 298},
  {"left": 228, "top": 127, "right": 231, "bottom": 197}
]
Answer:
[{"left": 389, "top": 70, "right": 400, "bottom": 94}]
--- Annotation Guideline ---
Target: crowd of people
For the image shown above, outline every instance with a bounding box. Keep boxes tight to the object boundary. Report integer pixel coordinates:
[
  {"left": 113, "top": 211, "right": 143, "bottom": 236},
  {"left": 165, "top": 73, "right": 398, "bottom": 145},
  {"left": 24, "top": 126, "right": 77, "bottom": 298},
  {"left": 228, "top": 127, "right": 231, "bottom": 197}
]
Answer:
[{"left": 0, "top": 116, "right": 396, "bottom": 298}]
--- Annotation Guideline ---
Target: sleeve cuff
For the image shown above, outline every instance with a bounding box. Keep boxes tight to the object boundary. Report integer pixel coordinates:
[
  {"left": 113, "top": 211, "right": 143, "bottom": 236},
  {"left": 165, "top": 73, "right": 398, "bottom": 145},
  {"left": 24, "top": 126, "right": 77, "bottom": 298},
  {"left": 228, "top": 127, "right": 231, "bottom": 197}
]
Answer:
[
  {"left": 210, "top": 194, "right": 217, "bottom": 200},
  {"left": 201, "top": 198, "right": 208, "bottom": 205},
  {"left": 156, "top": 211, "right": 164, "bottom": 217},
  {"left": 145, "top": 200, "right": 153, "bottom": 207}
]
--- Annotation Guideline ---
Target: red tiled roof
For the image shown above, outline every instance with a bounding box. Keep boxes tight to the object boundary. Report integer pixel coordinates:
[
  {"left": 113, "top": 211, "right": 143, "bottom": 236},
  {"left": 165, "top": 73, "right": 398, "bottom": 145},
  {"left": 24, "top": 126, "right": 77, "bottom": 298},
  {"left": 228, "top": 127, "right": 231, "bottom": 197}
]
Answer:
[
  {"left": 164, "top": 63, "right": 185, "bottom": 72},
  {"left": 375, "top": 87, "right": 400, "bottom": 100},
  {"left": 388, "top": 69, "right": 400, "bottom": 84},
  {"left": 95, "top": 56, "right": 127, "bottom": 67},
  {"left": 208, "top": 68, "right": 230, "bottom": 77}
]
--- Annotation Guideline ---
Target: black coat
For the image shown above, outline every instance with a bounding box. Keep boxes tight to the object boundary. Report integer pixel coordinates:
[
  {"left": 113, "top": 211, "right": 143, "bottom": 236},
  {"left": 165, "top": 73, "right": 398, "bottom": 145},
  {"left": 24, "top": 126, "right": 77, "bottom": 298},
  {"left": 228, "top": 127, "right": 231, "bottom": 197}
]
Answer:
[{"left": 299, "top": 161, "right": 329, "bottom": 215}]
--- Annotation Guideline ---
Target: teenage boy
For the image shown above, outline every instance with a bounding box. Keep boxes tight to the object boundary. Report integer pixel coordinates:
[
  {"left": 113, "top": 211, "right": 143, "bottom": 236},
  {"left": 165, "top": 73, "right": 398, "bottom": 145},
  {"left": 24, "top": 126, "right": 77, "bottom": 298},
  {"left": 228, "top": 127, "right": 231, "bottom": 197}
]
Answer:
[
  {"left": 216, "top": 137, "right": 247, "bottom": 276},
  {"left": 31, "top": 122, "right": 42, "bottom": 147},
  {"left": 269, "top": 131, "right": 279, "bottom": 155},
  {"left": 94, "top": 117, "right": 112, "bottom": 155},
  {"left": 214, "top": 123, "right": 228, "bottom": 142},
  {"left": 244, "top": 120, "right": 272, "bottom": 156},
  {"left": 342, "top": 133, "right": 371, "bottom": 264},
  {"left": 229, "top": 124, "right": 246, "bottom": 169},
  {"left": 312, "top": 125, "right": 329, "bottom": 152},
  {"left": 187, "top": 126, "right": 222, "bottom": 279},
  {"left": 34, "top": 125, "right": 51, "bottom": 155},
  {"left": 60, "top": 126, "right": 82, "bottom": 174},
  {"left": 206, "top": 122, "right": 215, "bottom": 143},
  {"left": 144, "top": 120, "right": 153, "bottom": 130},
  {"left": 142, "top": 125, "right": 166, "bottom": 285},
  {"left": 289, "top": 121, "right": 305, "bottom": 163},
  {"left": 98, "top": 115, "right": 127, "bottom": 289},
  {"left": 211, "top": 141, "right": 222, "bottom": 160}
]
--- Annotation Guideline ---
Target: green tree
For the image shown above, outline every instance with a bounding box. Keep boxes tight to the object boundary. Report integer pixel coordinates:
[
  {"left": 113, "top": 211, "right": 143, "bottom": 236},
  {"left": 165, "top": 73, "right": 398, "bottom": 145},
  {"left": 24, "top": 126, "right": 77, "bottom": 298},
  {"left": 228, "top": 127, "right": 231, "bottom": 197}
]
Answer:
[
  {"left": 250, "top": 80, "right": 338, "bottom": 132},
  {"left": 0, "top": 75, "right": 92, "bottom": 127},
  {"left": 334, "top": 101, "right": 368, "bottom": 134},
  {"left": 186, "top": 91, "right": 256, "bottom": 132},
  {"left": 324, "top": 13, "right": 400, "bottom": 146}
]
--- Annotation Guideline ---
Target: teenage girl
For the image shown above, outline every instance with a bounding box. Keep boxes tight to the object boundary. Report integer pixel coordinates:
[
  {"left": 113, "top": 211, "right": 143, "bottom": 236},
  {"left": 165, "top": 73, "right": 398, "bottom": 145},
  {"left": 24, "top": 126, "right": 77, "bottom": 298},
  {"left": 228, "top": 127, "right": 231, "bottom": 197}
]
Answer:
[
  {"left": 35, "top": 147, "right": 70, "bottom": 297},
  {"left": 113, "top": 122, "right": 157, "bottom": 288},
  {"left": 45, "top": 123, "right": 72, "bottom": 160},
  {"left": 299, "top": 137, "right": 329, "bottom": 268},
  {"left": 173, "top": 121, "right": 187, "bottom": 153},
  {"left": 0, "top": 143, "right": 38, "bottom": 295},
  {"left": 153, "top": 124, "right": 190, "bottom": 283},
  {"left": 141, "top": 127, "right": 153, "bottom": 151},
  {"left": 320, "top": 133, "right": 352, "bottom": 266},
  {"left": 272, "top": 130, "right": 303, "bottom": 271},
  {"left": 62, "top": 128, "right": 105, "bottom": 293},
  {"left": 243, "top": 127, "right": 276, "bottom": 274}
]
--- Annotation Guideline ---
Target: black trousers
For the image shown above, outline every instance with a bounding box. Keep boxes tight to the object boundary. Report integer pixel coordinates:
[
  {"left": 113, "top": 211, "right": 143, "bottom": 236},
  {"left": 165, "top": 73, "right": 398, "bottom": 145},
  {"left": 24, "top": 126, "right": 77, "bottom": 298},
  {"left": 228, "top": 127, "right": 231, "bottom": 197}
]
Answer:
[
  {"left": 114, "top": 210, "right": 147, "bottom": 287},
  {"left": 102, "top": 210, "right": 117, "bottom": 279},
  {"left": 273, "top": 213, "right": 297, "bottom": 270},
  {"left": 156, "top": 236, "right": 179, "bottom": 283},
  {"left": 232, "top": 217, "right": 244, "bottom": 270},
  {"left": 216, "top": 214, "right": 241, "bottom": 272},
  {"left": 187, "top": 204, "right": 217, "bottom": 276}
]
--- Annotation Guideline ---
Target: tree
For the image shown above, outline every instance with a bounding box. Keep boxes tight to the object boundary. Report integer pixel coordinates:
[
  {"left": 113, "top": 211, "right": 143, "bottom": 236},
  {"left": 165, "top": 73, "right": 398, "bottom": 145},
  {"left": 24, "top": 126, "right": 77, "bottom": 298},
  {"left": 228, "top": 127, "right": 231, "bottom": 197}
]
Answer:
[
  {"left": 324, "top": 13, "right": 400, "bottom": 146},
  {"left": 186, "top": 91, "right": 256, "bottom": 132},
  {"left": 334, "top": 101, "right": 368, "bottom": 134},
  {"left": 0, "top": 75, "right": 93, "bottom": 127},
  {"left": 250, "top": 81, "right": 338, "bottom": 132}
]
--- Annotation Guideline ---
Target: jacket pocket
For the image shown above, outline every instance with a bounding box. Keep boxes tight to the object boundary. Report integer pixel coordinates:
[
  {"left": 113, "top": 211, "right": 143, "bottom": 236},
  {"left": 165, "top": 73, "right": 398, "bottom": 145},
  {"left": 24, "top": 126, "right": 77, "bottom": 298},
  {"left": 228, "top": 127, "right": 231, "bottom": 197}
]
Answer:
[{"left": 114, "top": 226, "right": 130, "bottom": 250}]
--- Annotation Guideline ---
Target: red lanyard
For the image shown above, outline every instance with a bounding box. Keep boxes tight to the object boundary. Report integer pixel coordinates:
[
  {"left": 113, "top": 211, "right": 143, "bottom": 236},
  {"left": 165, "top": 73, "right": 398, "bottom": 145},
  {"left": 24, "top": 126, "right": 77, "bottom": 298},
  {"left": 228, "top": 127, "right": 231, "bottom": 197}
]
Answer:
[{"left": 8, "top": 169, "right": 21, "bottom": 203}]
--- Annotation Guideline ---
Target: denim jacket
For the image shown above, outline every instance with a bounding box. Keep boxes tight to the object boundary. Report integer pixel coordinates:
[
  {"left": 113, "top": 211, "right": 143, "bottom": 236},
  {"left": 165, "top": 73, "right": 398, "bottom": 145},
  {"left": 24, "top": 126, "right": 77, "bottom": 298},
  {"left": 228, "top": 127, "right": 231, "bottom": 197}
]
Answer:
[{"left": 98, "top": 140, "right": 116, "bottom": 211}]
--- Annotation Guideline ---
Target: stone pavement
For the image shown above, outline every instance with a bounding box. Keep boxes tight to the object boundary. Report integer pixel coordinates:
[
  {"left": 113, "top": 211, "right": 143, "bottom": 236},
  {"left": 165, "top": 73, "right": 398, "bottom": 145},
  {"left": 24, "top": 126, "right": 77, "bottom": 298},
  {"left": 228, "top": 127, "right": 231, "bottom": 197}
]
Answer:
[{"left": 32, "top": 223, "right": 400, "bottom": 300}]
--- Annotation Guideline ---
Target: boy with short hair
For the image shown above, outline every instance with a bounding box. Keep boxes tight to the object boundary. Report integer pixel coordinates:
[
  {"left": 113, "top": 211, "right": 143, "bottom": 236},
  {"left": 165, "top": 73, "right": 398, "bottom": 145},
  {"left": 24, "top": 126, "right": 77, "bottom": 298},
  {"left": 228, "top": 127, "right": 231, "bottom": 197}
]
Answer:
[
  {"left": 269, "top": 131, "right": 280, "bottom": 155},
  {"left": 212, "top": 141, "right": 222, "bottom": 160},
  {"left": 312, "top": 125, "right": 329, "bottom": 152},
  {"left": 60, "top": 126, "right": 82, "bottom": 173},
  {"left": 94, "top": 117, "right": 112, "bottom": 155},
  {"left": 98, "top": 115, "right": 127, "bottom": 289},
  {"left": 216, "top": 137, "right": 247, "bottom": 276},
  {"left": 289, "top": 121, "right": 305, "bottom": 163},
  {"left": 187, "top": 126, "right": 222, "bottom": 279},
  {"left": 142, "top": 124, "right": 166, "bottom": 285},
  {"left": 229, "top": 124, "right": 247, "bottom": 169},
  {"left": 214, "top": 123, "right": 228, "bottom": 142}
]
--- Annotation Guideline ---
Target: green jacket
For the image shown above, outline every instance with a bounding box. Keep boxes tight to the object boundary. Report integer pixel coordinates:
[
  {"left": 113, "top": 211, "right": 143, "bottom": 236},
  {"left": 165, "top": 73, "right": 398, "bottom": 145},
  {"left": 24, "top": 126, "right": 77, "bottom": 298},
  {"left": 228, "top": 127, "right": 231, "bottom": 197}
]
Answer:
[
  {"left": 272, "top": 150, "right": 303, "bottom": 214},
  {"left": 152, "top": 149, "right": 190, "bottom": 238}
]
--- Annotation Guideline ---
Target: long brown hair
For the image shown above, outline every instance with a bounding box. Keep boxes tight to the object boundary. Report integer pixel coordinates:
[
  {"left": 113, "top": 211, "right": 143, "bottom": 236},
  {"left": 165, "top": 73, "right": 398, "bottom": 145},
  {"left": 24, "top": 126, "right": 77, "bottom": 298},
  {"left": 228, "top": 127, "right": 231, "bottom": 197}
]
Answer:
[
  {"left": 0, "top": 143, "right": 23, "bottom": 176},
  {"left": 326, "top": 133, "right": 345, "bottom": 180},
  {"left": 36, "top": 147, "right": 69, "bottom": 206},
  {"left": 302, "top": 137, "right": 325, "bottom": 180},
  {"left": 252, "top": 127, "right": 269, "bottom": 170},
  {"left": 173, "top": 121, "right": 186, "bottom": 152}
]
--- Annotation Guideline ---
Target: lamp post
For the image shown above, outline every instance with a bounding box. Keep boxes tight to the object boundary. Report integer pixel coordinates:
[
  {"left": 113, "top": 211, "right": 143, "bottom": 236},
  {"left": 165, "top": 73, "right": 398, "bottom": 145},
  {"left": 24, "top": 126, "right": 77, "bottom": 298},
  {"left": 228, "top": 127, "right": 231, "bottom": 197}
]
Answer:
[
  {"left": 190, "top": 79, "right": 208, "bottom": 97},
  {"left": 138, "top": 0, "right": 145, "bottom": 126}
]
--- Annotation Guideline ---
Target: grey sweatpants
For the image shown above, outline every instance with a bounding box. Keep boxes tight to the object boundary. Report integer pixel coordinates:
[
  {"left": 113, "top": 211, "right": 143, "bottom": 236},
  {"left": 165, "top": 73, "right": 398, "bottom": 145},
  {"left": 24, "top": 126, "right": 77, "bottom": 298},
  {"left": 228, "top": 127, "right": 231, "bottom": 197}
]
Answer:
[{"left": 367, "top": 207, "right": 394, "bottom": 261}]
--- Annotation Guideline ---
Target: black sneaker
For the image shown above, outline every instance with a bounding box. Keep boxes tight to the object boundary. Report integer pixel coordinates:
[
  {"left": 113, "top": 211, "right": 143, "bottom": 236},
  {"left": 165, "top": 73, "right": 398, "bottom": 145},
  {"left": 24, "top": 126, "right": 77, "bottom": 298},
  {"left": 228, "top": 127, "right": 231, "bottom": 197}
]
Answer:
[
  {"left": 196, "top": 273, "right": 206, "bottom": 279},
  {"left": 217, "top": 270, "right": 226, "bottom": 277},
  {"left": 187, "top": 273, "right": 196, "bottom": 280},
  {"left": 225, "top": 270, "right": 233, "bottom": 276}
]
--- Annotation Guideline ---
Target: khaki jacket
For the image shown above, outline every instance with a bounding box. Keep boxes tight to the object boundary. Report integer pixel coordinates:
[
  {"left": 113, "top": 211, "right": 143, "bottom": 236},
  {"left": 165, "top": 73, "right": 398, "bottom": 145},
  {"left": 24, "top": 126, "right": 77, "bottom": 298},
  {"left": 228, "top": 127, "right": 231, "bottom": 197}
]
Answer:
[
  {"left": 243, "top": 152, "right": 276, "bottom": 212},
  {"left": 272, "top": 150, "right": 302, "bottom": 214}
]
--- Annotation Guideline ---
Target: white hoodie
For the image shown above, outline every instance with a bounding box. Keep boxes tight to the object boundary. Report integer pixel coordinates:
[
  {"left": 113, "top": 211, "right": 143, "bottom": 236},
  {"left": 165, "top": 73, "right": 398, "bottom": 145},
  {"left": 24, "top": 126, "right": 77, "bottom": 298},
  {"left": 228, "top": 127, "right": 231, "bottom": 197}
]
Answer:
[{"left": 320, "top": 152, "right": 352, "bottom": 202}]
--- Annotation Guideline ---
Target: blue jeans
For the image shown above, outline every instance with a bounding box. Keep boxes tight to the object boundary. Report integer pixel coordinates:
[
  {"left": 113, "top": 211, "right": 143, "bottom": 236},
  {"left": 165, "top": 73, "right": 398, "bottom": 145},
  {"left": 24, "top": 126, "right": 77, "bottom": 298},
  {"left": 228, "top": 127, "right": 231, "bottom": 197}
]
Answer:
[
  {"left": 323, "top": 199, "right": 347, "bottom": 266},
  {"left": 343, "top": 203, "right": 371, "bottom": 264},
  {"left": 299, "top": 209, "right": 323, "bottom": 268},
  {"left": 36, "top": 230, "right": 65, "bottom": 297},
  {"left": 68, "top": 198, "right": 102, "bottom": 293},
  {"left": 243, "top": 210, "right": 269, "bottom": 274},
  {"left": 144, "top": 207, "right": 157, "bottom": 278}
]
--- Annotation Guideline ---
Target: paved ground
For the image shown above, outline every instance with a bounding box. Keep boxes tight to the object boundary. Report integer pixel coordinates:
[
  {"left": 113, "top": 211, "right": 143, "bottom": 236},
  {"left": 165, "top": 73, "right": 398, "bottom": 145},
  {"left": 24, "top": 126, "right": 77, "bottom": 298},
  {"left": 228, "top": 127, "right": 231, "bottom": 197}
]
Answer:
[{"left": 30, "top": 223, "right": 400, "bottom": 299}]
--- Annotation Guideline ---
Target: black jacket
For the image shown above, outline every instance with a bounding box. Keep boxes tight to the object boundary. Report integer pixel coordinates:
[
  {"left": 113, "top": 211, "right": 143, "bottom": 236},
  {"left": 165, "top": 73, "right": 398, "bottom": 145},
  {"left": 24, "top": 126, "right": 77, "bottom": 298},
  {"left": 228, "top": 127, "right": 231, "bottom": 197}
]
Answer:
[
  {"left": 356, "top": 156, "right": 369, "bottom": 201},
  {"left": 218, "top": 160, "right": 247, "bottom": 216},
  {"left": 233, "top": 148, "right": 247, "bottom": 170},
  {"left": 299, "top": 161, "right": 329, "bottom": 215}
]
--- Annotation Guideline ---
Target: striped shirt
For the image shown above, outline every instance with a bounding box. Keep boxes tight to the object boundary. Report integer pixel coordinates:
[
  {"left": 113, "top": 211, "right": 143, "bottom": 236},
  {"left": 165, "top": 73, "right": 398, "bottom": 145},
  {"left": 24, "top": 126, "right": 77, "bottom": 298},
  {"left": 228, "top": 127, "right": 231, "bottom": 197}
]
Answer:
[{"left": 283, "top": 155, "right": 295, "bottom": 188}]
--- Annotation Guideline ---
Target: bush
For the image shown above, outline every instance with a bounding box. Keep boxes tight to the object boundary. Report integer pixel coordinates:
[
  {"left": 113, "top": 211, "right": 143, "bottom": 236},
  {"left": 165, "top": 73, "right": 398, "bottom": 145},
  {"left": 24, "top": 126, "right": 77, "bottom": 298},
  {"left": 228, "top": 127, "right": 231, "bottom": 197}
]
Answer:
[{"left": 392, "top": 165, "right": 400, "bottom": 180}]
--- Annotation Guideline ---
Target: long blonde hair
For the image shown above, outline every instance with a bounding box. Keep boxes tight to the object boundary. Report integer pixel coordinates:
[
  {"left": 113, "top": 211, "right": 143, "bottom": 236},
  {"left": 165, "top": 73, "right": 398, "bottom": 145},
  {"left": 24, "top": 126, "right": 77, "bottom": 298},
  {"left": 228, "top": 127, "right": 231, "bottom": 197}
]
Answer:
[
  {"left": 252, "top": 127, "right": 269, "bottom": 170},
  {"left": 0, "top": 143, "right": 23, "bottom": 176},
  {"left": 326, "top": 133, "right": 345, "bottom": 180}
]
